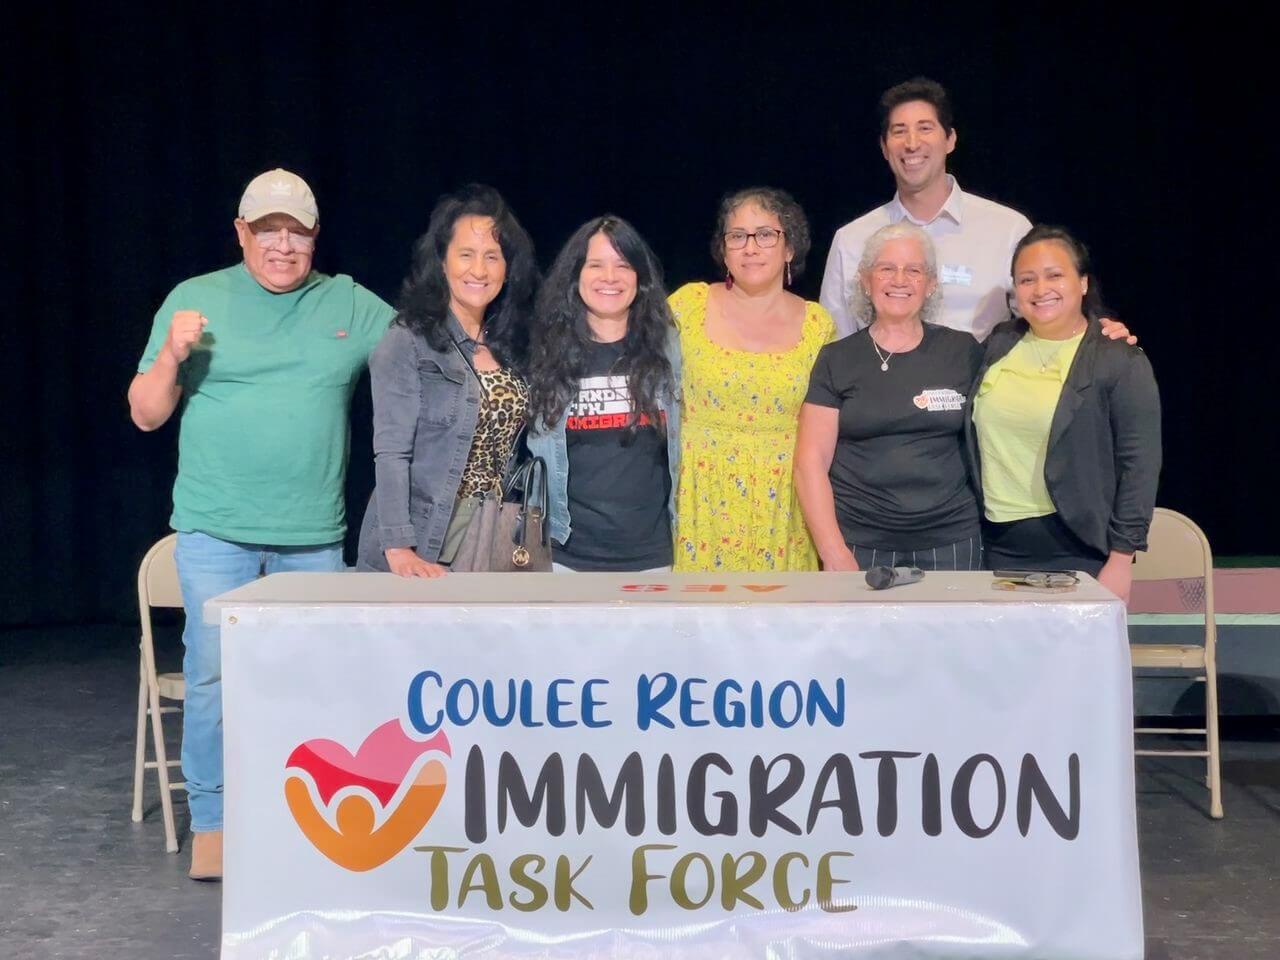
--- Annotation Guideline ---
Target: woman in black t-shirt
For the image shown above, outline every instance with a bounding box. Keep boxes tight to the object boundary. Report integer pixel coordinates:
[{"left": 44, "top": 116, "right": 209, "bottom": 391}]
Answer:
[
  {"left": 795, "top": 223, "right": 985, "bottom": 571},
  {"left": 525, "top": 216, "right": 682, "bottom": 571}
]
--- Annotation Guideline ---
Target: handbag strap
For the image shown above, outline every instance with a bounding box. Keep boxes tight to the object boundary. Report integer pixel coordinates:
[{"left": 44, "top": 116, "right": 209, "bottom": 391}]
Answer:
[{"left": 504, "top": 456, "right": 550, "bottom": 548}]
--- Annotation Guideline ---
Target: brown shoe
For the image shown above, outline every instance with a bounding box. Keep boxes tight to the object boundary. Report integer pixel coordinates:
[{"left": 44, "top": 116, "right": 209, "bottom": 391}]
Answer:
[{"left": 189, "top": 830, "right": 223, "bottom": 881}]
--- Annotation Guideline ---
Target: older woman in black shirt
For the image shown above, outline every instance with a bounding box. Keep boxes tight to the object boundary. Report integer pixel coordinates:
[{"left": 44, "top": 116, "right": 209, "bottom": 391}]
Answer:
[{"left": 795, "top": 223, "right": 984, "bottom": 571}]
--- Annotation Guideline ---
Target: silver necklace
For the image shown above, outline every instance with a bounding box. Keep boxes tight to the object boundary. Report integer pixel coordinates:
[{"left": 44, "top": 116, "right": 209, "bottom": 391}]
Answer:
[
  {"left": 870, "top": 326, "right": 921, "bottom": 372},
  {"left": 870, "top": 335, "right": 894, "bottom": 372},
  {"left": 1028, "top": 322, "right": 1084, "bottom": 374}
]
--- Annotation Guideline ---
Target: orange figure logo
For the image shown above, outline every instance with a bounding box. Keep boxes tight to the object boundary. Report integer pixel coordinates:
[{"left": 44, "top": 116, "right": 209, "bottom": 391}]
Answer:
[{"left": 284, "top": 720, "right": 451, "bottom": 871}]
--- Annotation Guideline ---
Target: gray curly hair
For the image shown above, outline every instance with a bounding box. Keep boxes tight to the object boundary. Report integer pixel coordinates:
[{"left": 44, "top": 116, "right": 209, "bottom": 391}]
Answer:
[{"left": 848, "top": 222, "right": 943, "bottom": 327}]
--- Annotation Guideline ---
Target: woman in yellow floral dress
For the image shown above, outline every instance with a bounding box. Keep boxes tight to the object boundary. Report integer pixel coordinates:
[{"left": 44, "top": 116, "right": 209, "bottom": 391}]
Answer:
[{"left": 669, "top": 187, "right": 835, "bottom": 571}]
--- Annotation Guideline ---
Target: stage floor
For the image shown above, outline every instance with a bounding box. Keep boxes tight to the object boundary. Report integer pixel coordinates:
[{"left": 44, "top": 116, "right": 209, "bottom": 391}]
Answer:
[{"left": 3, "top": 623, "right": 1278, "bottom": 960}]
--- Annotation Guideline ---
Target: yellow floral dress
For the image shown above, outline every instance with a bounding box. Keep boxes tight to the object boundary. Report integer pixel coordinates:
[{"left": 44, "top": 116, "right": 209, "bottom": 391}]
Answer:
[{"left": 669, "top": 282, "right": 835, "bottom": 571}]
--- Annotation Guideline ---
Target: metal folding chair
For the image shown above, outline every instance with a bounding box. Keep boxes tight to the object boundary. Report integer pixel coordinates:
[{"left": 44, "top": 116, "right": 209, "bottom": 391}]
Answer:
[
  {"left": 131, "top": 533, "right": 187, "bottom": 851},
  {"left": 1131, "top": 508, "right": 1223, "bottom": 818}
]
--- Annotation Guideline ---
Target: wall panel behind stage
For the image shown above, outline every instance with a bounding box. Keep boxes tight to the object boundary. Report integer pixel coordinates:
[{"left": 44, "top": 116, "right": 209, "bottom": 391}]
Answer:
[{"left": 0, "top": 7, "right": 1263, "bottom": 626}]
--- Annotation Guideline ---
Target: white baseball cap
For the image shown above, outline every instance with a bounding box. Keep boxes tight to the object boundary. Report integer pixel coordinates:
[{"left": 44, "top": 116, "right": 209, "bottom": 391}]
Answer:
[{"left": 238, "top": 168, "right": 319, "bottom": 228}]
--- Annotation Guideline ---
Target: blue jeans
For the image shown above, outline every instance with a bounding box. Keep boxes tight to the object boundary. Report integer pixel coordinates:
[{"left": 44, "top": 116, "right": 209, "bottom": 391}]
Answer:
[{"left": 174, "top": 531, "right": 345, "bottom": 832}]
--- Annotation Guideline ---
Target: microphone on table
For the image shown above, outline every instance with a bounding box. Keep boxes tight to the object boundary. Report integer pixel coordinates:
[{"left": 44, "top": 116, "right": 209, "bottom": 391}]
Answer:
[{"left": 865, "top": 565, "right": 925, "bottom": 590}]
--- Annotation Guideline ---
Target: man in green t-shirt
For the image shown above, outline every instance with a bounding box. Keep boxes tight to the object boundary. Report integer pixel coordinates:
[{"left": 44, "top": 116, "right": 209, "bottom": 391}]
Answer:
[{"left": 128, "top": 169, "right": 394, "bottom": 881}]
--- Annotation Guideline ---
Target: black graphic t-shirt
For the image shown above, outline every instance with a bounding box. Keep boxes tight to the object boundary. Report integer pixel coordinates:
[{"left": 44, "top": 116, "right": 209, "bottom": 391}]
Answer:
[
  {"left": 555, "top": 339, "right": 673, "bottom": 571},
  {"left": 805, "top": 324, "right": 983, "bottom": 550}
]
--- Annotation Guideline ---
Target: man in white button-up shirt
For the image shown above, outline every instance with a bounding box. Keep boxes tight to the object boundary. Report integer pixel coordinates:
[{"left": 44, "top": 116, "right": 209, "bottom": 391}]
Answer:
[{"left": 820, "top": 78, "right": 1032, "bottom": 341}]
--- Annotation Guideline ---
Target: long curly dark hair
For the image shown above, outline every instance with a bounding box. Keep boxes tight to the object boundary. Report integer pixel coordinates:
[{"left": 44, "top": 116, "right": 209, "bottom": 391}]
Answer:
[
  {"left": 528, "top": 215, "right": 675, "bottom": 437},
  {"left": 395, "top": 184, "right": 538, "bottom": 369}
]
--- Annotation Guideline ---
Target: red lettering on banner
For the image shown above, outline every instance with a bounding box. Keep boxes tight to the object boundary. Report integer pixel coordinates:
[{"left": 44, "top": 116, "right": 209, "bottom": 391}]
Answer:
[{"left": 618, "top": 584, "right": 788, "bottom": 594}]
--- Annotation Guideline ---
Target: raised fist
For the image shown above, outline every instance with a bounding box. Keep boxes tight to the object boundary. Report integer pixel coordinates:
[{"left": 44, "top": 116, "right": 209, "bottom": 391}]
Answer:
[{"left": 166, "top": 310, "right": 208, "bottom": 363}]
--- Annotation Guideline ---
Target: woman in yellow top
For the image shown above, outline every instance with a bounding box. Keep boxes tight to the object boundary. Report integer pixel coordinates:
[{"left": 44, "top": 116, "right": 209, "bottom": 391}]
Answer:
[
  {"left": 668, "top": 187, "right": 835, "bottom": 571},
  {"left": 969, "top": 225, "right": 1160, "bottom": 602}
]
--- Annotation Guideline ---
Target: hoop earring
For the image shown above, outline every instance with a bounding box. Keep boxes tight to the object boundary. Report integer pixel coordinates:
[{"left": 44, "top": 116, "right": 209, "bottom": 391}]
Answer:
[
  {"left": 785, "top": 262, "right": 792, "bottom": 287},
  {"left": 725, "top": 271, "right": 734, "bottom": 291}
]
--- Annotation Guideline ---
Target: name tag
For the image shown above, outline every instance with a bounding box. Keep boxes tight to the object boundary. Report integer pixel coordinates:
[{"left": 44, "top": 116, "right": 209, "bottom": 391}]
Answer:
[
  {"left": 913, "top": 388, "right": 966, "bottom": 412},
  {"left": 940, "top": 263, "right": 974, "bottom": 286}
]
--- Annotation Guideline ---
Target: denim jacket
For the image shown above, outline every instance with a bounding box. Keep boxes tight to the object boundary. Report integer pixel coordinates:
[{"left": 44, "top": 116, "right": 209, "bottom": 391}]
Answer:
[
  {"left": 525, "top": 330, "right": 682, "bottom": 546},
  {"left": 357, "top": 319, "right": 484, "bottom": 568}
]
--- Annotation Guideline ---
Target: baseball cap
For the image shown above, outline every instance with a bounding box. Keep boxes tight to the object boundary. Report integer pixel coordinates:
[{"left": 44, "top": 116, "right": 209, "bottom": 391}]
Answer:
[{"left": 238, "top": 168, "right": 319, "bottom": 228}]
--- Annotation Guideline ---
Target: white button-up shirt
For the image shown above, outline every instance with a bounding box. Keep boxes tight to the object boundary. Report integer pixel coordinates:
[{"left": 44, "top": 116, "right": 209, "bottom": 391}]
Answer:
[{"left": 819, "top": 178, "right": 1032, "bottom": 341}]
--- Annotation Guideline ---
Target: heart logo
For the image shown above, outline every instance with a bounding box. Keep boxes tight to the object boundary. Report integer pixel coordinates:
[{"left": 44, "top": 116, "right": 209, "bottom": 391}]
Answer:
[
  {"left": 284, "top": 719, "right": 451, "bottom": 871},
  {"left": 913, "top": 392, "right": 930, "bottom": 409}
]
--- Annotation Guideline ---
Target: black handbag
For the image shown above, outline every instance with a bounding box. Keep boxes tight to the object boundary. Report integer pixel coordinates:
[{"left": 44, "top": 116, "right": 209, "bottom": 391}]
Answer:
[{"left": 450, "top": 457, "right": 552, "bottom": 572}]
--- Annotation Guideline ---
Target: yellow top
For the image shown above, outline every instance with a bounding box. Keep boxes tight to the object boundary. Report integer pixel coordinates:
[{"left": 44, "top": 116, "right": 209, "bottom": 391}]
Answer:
[
  {"left": 668, "top": 282, "right": 835, "bottom": 571},
  {"left": 973, "top": 329, "right": 1085, "bottom": 523}
]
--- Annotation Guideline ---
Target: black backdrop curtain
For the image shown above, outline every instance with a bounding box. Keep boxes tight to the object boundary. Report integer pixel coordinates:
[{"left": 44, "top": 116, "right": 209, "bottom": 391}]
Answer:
[{"left": 1, "top": 7, "right": 1266, "bottom": 627}]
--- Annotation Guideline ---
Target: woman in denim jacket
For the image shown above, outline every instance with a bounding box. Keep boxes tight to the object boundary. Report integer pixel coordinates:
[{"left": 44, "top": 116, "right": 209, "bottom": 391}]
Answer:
[
  {"left": 357, "top": 185, "right": 538, "bottom": 576},
  {"left": 526, "top": 216, "right": 681, "bottom": 572}
]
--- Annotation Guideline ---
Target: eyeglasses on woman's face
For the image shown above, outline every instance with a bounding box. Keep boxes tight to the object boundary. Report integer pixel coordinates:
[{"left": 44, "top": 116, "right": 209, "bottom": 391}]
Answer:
[{"left": 723, "top": 227, "right": 785, "bottom": 250}]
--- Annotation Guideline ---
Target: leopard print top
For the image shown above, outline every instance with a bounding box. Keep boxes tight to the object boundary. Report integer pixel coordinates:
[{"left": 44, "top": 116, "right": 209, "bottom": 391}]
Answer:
[{"left": 456, "top": 367, "right": 530, "bottom": 498}]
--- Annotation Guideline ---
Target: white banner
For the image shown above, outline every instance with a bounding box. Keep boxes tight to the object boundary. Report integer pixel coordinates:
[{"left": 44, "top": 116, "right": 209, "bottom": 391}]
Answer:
[{"left": 219, "top": 573, "right": 1143, "bottom": 959}]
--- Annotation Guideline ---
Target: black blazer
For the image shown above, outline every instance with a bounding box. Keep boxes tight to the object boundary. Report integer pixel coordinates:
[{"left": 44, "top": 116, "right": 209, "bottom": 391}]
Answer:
[{"left": 966, "top": 319, "right": 1162, "bottom": 556}]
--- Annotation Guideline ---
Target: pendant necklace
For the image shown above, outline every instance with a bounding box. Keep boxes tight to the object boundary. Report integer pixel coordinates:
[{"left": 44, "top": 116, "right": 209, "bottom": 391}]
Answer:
[
  {"left": 1029, "top": 321, "right": 1084, "bottom": 373},
  {"left": 870, "top": 336, "right": 894, "bottom": 372}
]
